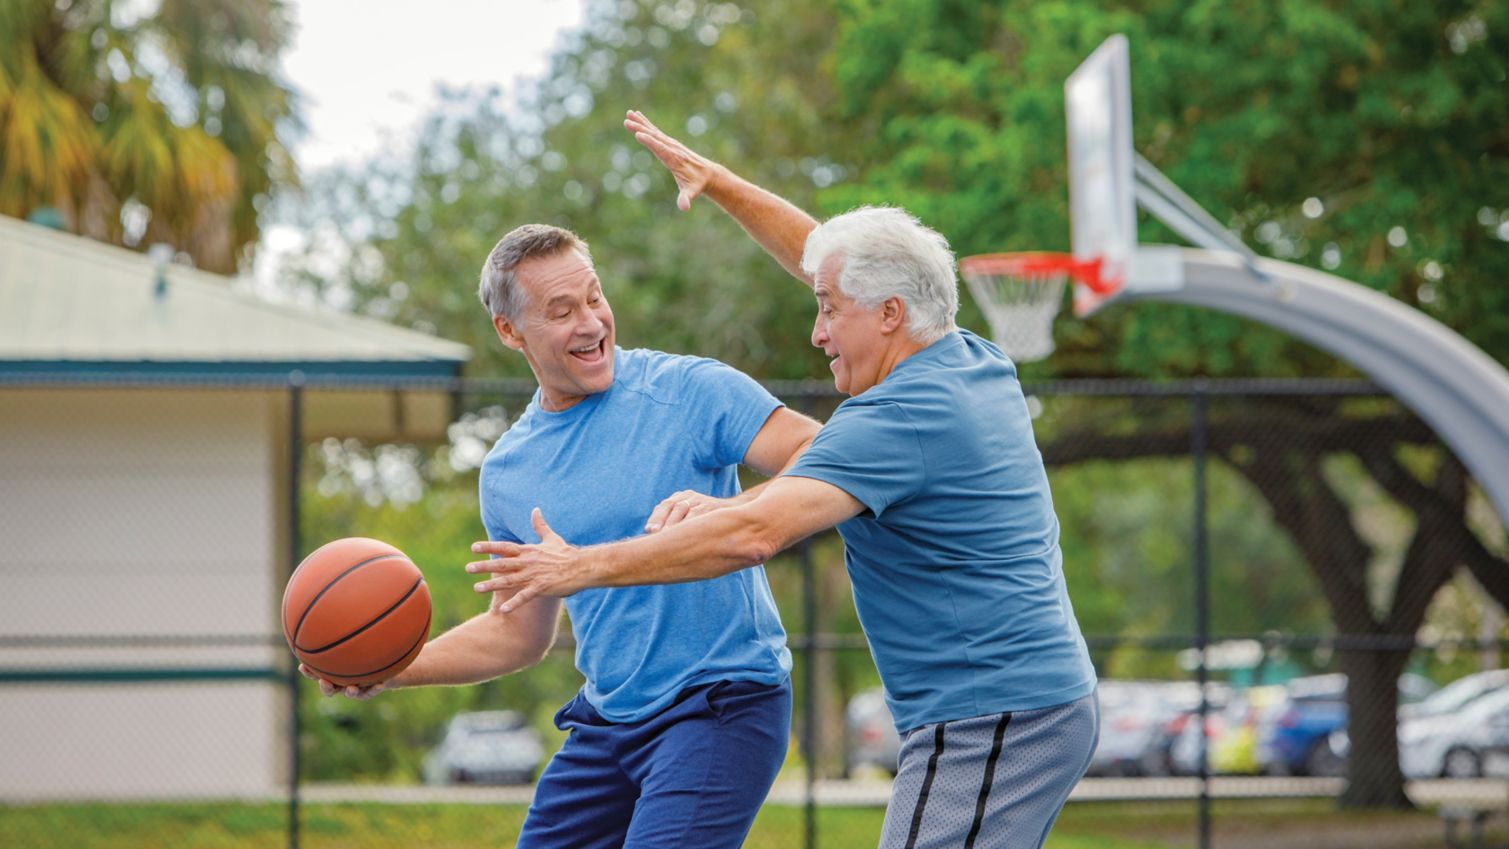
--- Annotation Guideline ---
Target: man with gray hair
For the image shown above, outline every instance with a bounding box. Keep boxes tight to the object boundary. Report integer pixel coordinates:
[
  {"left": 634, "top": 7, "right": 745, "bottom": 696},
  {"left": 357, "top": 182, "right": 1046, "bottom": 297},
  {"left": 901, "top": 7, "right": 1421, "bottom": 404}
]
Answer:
[
  {"left": 469, "top": 111, "right": 1099, "bottom": 849},
  {"left": 305, "top": 219, "right": 821, "bottom": 849}
]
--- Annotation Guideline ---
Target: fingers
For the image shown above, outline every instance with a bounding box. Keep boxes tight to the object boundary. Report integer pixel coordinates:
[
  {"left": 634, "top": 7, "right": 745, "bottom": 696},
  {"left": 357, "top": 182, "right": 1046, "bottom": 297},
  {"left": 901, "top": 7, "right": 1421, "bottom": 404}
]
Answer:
[
  {"left": 496, "top": 585, "right": 538, "bottom": 616},
  {"left": 300, "top": 662, "right": 386, "bottom": 700},
  {"left": 530, "top": 508, "right": 561, "bottom": 543},
  {"left": 645, "top": 498, "right": 675, "bottom": 533},
  {"left": 471, "top": 540, "right": 524, "bottom": 557},
  {"left": 647, "top": 490, "right": 703, "bottom": 532},
  {"left": 343, "top": 682, "right": 385, "bottom": 701},
  {"left": 624, "top": 109, "right": 663, "bottom": 137},
  {"left": 663, "top": 499, "right": 695, "bottom": 529}
]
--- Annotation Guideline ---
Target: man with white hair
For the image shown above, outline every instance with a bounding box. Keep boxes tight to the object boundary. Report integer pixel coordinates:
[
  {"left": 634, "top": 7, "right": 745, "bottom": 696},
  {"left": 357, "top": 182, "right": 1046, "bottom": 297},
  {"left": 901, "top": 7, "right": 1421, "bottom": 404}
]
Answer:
[{"left": 469, "top": 111, "right": 1099, "bottom": 849}]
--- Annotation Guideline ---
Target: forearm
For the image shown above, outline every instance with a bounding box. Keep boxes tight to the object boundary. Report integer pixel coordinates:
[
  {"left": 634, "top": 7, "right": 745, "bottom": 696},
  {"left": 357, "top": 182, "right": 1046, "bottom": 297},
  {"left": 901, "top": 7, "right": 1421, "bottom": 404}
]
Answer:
[
  {"left": 586, "top": 502, "right": 789, "bottom": 588},
  {"left": 703, "top": 164, "right": 819, "bottom": 286},
  {"left": 387, "top": 602, "right": 557, "bottom": 689}
]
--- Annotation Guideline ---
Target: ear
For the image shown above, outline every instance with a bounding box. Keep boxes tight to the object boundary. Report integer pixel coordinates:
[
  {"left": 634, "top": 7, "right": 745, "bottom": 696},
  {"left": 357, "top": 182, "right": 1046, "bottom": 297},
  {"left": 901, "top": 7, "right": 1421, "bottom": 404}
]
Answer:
[
  {"left": 493, "top": 314, "right": 524, "bottom": 351},
  {"left": 878, "top": 297, "right": 907, "bottom": 335}
]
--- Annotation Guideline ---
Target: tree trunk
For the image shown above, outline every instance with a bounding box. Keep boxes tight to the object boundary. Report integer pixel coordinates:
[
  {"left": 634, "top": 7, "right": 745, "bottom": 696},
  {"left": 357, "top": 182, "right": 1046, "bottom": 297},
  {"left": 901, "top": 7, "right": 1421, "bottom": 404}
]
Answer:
[{"left": 1338, "top": 648, "right": 1413, "bottom": 808}]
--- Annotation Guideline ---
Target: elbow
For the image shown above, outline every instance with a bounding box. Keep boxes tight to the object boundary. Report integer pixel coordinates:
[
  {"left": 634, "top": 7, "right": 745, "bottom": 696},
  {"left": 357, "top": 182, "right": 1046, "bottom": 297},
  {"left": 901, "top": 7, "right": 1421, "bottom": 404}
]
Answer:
[
  {"left": 523, "top": 637, "right": 554, "bottom": 668},
  {"left": 734, "top": 521, "right": 784, "bottom": 568}
]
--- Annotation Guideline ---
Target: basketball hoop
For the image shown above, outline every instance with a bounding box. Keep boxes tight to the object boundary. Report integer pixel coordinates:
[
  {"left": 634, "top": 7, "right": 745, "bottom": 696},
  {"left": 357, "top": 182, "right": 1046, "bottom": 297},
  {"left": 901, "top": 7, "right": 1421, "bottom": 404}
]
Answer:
[{"left": 959, "top": 252, "right": 1112, "bottom": 363}]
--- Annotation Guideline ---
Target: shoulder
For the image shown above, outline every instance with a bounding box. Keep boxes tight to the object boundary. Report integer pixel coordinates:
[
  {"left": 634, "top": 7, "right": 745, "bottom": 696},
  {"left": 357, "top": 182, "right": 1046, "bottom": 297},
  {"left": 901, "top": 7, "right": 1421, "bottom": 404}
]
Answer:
[
  {"left": 824, "top": 396, "right": 923, "bottom": 443},
  {"left": 615, "top": 347, "right": 764, "bottom": 405}
]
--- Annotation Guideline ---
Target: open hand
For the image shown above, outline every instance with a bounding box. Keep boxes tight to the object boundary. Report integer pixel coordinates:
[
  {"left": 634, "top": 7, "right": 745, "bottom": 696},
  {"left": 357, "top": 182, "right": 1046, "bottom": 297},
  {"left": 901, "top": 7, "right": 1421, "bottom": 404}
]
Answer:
[
  {"left": 468, "top": 509, "right": 590, "bottom": 615},
  {"left": 624, "top": 109, "right": 718, "bottom": 211}
]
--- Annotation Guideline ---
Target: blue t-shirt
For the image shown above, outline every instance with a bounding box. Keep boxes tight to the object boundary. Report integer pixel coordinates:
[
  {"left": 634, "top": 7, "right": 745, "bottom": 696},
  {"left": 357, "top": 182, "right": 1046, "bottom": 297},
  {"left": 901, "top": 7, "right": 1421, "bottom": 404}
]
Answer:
[
  {"left": 786, "top": 329, "right": 1096, "bottom": 733},
  {"left": 479, "top": 347, "right": 792, "bottom": 722}
]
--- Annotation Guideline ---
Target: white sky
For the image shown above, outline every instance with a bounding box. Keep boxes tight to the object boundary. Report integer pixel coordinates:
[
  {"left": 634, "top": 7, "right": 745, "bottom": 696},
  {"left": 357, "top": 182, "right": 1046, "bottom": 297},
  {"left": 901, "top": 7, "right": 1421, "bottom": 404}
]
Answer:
[{"left": 280, "top": 0, "right": 588, "bottom": 171}]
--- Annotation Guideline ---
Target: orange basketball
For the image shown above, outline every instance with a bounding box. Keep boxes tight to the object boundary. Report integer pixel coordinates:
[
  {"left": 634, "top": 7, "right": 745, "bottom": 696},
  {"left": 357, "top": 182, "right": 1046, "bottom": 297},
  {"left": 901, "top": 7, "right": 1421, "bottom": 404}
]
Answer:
[{"left": 282, "top": 537, "right": 431, "bottom": 688}]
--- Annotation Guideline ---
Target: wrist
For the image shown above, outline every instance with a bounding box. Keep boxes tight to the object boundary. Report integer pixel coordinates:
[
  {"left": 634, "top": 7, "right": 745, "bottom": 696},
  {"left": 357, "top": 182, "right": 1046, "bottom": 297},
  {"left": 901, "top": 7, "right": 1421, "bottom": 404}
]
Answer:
[{"left": 704, "top": 162, "right": 736, "bottom": 204}]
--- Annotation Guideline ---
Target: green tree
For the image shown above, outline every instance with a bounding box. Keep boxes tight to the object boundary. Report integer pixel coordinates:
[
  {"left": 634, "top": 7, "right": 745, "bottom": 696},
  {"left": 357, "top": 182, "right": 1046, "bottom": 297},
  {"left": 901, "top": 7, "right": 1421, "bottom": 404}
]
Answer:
[
  {"left": 0, "top": 0, "right": 297, "bottom": 272},
  {"left": 279, "top": 0, "right": 849, "bottom": 381},
  {"left": 278, "top": 0, "right": 1509, "bottom": 801},
  {"left": 823, "top": 0, "right": 1508, "bottom": 808},
  {"left": 823, "top": 0, "right": 1509, "bottom": 377}
]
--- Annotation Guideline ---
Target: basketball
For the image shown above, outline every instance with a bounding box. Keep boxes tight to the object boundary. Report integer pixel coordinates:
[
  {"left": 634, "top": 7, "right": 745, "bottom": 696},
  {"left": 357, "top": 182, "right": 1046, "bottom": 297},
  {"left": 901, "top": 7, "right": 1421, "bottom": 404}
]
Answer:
[{"left": 282, "top": 537, "right": 432, "bottom": 688}]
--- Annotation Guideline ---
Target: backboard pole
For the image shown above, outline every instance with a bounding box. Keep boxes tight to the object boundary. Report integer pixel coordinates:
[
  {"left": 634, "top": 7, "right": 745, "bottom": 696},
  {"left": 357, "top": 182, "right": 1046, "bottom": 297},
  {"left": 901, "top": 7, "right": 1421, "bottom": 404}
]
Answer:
[{"left": 1132, "top": 155, "right": 1269, "bottom": 283}]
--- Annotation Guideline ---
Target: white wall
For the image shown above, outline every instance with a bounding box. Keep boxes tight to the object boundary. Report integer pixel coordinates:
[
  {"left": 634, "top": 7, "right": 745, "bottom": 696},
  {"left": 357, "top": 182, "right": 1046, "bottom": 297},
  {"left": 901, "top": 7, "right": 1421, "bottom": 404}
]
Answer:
[{"left": 0, "top": 389, "right": 289, "bottom": 799}]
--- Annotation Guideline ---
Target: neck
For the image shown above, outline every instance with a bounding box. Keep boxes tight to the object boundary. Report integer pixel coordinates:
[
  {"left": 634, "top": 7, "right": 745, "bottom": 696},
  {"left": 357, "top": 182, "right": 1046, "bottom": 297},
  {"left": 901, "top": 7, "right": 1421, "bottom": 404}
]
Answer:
[
  {"left": 871, "top": 334, "right": 934, "bottom": 387},
  {"left": 539, "top": 388, "right": 586, "bottom": 412}
]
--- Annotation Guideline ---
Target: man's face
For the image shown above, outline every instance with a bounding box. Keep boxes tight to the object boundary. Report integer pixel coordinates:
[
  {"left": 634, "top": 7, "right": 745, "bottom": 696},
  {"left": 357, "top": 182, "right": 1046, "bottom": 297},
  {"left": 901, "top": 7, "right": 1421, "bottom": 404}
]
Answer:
[
  {"left": 810, "top": 255, "right": 889, "bottom": 397},
  {"left": 494, "top": 249, "right": 616, "bottom": 411}
]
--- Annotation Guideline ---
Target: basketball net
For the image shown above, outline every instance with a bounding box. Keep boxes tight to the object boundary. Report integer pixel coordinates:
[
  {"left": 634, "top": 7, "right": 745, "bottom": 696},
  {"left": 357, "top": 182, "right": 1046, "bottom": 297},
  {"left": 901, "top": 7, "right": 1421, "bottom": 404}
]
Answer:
[{"left": 959, "top": 254, "right": 1069, "bottom": 363}]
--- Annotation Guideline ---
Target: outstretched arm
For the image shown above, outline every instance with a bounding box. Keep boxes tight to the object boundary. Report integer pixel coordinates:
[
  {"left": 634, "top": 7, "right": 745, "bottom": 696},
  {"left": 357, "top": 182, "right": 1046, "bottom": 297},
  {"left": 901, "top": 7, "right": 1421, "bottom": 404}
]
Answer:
[
  {"left": 644, "top": 405, "right": 820, "bottom": 532},
  {"left": 302, "top": 589, "right": 560, "bottom": 699},
  {"left": 469, "top": 475, "right": 863, "bottom": 614},
  {"left": 625, "top": 109, "right": 818, "bottom": 287}
]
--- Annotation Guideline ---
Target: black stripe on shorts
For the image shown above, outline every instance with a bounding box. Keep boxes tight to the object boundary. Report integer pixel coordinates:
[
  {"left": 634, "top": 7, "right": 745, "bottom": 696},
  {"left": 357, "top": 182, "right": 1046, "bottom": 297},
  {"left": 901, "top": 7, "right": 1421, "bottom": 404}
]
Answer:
[
  {"left": 904, "top": 723, "right": 947, "bottom": 849},
  {"left": 963, "top": 712, "right": 1013, "bottom": 849}
]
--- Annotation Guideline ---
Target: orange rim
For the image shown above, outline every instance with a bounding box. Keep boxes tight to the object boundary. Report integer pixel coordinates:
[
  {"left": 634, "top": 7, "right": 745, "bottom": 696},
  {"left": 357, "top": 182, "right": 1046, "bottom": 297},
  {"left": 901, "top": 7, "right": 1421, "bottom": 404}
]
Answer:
[{"left": 959, "top": 252, "right": 1114, "bottom": 294}]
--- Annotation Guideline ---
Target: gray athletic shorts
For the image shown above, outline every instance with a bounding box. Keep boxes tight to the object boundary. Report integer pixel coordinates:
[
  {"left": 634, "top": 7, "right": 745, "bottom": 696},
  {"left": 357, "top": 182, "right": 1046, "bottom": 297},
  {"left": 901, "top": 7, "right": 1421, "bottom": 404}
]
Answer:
[{"left": 878, "top": 691, "right": 1100, "bottom": 849}]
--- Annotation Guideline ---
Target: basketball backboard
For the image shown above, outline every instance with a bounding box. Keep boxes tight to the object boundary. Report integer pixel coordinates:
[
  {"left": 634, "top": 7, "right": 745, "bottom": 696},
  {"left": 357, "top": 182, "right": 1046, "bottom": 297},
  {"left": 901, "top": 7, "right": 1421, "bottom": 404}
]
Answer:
[{"left": 1065, "top": 34, "right": 1135, "bottom": 316}]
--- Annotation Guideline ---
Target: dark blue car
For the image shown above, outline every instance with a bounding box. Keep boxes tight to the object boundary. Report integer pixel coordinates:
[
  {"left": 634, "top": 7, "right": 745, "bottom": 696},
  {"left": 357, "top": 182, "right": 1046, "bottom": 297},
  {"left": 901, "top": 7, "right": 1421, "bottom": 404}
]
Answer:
[{"left": 1256, "top": 673, "right": 1436, "bottom": 777}]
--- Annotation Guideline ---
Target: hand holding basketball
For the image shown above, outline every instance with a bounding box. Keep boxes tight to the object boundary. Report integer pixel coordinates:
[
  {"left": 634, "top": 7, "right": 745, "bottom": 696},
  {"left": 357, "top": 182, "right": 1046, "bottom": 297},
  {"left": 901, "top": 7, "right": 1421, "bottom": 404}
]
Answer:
[{"left": 282, "top": 537, "right": 431, "bottom": 690}]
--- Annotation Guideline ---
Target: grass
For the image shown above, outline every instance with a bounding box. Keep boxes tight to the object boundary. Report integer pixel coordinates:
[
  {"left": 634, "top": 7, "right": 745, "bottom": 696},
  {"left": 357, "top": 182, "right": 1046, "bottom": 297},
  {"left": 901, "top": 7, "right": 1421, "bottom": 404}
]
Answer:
[{"left": 0, "top": 798, "right": 1497, "bottom": 849}]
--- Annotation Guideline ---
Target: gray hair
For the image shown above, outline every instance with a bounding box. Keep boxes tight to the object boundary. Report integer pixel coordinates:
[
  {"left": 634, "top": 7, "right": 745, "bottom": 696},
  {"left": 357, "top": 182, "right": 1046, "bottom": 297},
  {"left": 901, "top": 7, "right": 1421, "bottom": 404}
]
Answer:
[
  {"left": 478, "top": 224, "right": 593, "bottom": 319},
  {"left": 800, "top": 206, "right": 958, "bottom": 344}
]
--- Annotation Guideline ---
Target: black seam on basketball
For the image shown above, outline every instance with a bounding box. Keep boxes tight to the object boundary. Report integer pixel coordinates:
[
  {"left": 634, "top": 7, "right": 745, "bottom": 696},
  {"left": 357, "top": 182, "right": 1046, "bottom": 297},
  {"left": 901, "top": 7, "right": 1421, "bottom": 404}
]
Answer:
[
  {"left": 298, "top": 576, "right": 425, "bottom": 654},
  {"left": 301, "top": 608, "right": 430, "bottom": 682},
  {"left": 291, "top": 553, "right": 406, "bottom": 646}
]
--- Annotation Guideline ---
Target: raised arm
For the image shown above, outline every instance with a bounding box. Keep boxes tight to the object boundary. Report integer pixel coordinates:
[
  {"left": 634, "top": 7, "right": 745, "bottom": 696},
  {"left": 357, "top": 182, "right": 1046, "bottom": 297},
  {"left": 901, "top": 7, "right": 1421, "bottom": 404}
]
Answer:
[{"left": 625, "top": 109, "right": 818, "bottom": 287}]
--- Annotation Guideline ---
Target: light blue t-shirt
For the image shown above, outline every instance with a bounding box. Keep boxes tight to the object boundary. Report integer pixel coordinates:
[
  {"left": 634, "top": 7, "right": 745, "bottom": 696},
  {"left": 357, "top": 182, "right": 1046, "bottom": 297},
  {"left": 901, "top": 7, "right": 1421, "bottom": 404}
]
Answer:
[
  {"left": 786, "top": 329, "right": 1096, "bottom": 733},
  {"left": 479, "top": 347, "right": 792, "bottom": 722}
]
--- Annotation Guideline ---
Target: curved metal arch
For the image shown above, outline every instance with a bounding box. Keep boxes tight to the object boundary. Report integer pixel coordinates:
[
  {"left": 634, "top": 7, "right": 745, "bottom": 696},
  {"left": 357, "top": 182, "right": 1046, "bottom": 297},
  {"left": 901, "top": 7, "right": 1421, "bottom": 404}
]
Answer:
[{"left": 1119, "top": 247, "right": 1509, "bottom": 522}]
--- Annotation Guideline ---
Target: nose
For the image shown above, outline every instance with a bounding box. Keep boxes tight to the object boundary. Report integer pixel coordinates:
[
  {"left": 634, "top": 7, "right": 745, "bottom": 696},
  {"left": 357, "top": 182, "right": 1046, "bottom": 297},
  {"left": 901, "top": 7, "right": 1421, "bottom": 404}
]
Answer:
[
  {"left": 811, "top": 312, "right": 827, "bottom": 349},
  {"left": 579, "top": 306, "right": 606, "bottom": 337}
]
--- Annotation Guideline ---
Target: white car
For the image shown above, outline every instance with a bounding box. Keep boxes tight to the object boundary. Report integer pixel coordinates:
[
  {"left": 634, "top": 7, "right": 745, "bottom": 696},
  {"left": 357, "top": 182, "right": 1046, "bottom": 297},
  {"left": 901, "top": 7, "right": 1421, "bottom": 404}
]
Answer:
[
  {"left": 1399, "top": 686, "right": 1509, "bottom": 778},
  {"left": 422, "top": 710, "right": 545, "bottom": 785},
  {"left": 1398, "top": 668, "right": 1509, "bottom": 722}
]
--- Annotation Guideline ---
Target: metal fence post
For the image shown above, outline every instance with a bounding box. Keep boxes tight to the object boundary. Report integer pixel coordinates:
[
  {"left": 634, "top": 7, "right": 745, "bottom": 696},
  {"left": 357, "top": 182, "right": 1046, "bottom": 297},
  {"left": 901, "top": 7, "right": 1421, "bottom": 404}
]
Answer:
[
  {"left": 1192, "top": 383, "right": 1211, "bottom": 849},
  {"left": 801, "top": 538, "right": 817, "bottom": 849},
  {"left": 287, "top": 372, "right": 304, "bottom": 849}
]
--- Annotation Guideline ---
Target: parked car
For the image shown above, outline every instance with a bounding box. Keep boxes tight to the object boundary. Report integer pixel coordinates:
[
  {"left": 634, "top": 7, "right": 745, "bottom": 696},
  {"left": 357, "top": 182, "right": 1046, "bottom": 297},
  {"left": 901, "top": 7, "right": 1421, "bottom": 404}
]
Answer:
[
  {"left": 1171, "top": 684, "right": 1285, "bottom": 775},
  {"left": 1087, "top": 680, "right": 1202, "bottom": 777},
  {"left": 1399, "top": 668, "right": 1509, "bottom": 722},
  {"left": 1399, "top": 686, "right": 1509, "bottom": 778},
  {"left": 1255, "top": 672, "right": 1436, "bottom": 777},
  {"left": 422, "top": 710, "right": 545, "bottom": 785},
  {"left": 1158, "top": 682, "right": 1234, "bottom": 776},
  {"left": 846, "top": 688, "right": 901, "bottom": 777}
]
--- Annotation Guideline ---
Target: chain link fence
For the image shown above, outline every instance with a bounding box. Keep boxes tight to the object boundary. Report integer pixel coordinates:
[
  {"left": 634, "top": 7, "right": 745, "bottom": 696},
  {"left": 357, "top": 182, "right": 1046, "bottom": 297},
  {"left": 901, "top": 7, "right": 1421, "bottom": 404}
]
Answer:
[{"left": 2, "top": 374, "right": 1505, "bottom": 849}]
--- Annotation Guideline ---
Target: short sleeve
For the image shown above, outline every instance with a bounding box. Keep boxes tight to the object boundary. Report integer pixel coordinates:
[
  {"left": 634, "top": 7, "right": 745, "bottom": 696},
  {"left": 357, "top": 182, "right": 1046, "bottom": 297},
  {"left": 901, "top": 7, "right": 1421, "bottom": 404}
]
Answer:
[
  {"left": 783, "top": 400, "right": 926, "bottom": 517},
  {"left": 478, "top": 468, "right": 523, "bottom": 544},
  {"left": 679, "top": 357, "right": 783, "bottom": 470}
]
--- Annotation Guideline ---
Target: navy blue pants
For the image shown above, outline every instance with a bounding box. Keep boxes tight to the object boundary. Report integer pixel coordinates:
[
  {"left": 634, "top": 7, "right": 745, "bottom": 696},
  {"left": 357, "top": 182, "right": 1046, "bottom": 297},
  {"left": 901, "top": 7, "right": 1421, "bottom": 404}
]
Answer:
[{"left": 516, "top": 679, "right": 792, "bottom": 849}]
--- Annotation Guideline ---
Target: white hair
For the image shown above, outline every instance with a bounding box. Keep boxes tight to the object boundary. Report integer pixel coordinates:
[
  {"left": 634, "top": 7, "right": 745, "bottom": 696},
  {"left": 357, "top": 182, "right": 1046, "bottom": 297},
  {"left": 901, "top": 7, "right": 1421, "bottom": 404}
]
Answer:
[{"left": 800, "top": 206, "right": 958, "bottom": 344}]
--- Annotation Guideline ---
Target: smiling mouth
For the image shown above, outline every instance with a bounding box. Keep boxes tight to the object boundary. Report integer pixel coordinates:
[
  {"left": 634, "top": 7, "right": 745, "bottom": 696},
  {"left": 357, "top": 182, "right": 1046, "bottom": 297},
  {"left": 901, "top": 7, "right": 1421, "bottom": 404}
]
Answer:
[{"left": 569, "top": 339, "right": 606, "bottom": 363}]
